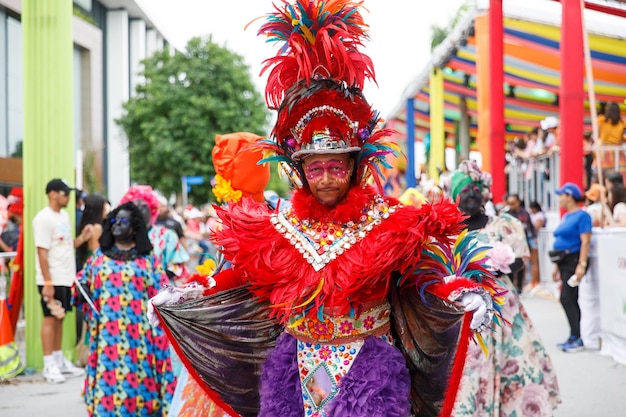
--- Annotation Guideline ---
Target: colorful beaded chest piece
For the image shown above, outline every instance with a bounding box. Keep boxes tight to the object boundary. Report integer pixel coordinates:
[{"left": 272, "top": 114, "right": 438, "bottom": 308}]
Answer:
[{"left": 270, "top": 195, "right": 399, "bottom": 272}]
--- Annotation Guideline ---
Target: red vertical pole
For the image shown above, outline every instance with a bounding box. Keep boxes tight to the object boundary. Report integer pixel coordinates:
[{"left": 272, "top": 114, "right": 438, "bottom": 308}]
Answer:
[
  {"left": 560, "top": 0, "right": 585, "bottom": 188},
  {"left": 489, "top": 0, "right": 506, "bottom": 203}
]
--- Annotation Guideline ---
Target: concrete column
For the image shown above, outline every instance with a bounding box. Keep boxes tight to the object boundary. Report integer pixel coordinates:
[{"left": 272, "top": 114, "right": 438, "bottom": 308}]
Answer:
[
  {"left": 428, "top": 68, "right": 445, "bottom": 183},
  {"left": 489, "top": 0, "right": 505, "bottom": 203},
  {"left": 145, "top": 27, "right": 157, "bottom": 57},
  {"left": 559, "top": 0, "right": 585, "bottom": 189},
  {"left": 105, "top": 10, "right": 130, "bottom": 204},
  {"left": 406, "top": 98, "right": 416, "bottom": 188},
  {"left": 129, "top": 19, "right": 146, "bottom": 95},
  {"left": 156, "top": 33, "right": 164, "bottom": 51},
  {"left": 22, "top": 0, "right": 75, "bottom": 369}
]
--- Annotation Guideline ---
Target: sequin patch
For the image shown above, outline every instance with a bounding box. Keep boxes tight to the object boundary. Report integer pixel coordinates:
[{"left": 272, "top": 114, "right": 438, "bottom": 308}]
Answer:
[{"left": 297, "top": 339, "right": 364, "bottom": 417}]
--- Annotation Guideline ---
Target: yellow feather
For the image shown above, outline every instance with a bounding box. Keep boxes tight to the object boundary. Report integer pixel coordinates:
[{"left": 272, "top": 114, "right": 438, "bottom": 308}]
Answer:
[
  {"left": 293, "top": 276, "right": 325, "bottom": 309},
  {"left": 476, "top": 332, "right": 489, "bottom": 357},
  {"left": 287, "top": 316, "right": 306, "bottom": 329}
]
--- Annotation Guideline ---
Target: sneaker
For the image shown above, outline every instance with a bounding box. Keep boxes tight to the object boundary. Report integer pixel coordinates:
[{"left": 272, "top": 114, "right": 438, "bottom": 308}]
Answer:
[
  {"left": 561, "top": 337, "right": 584, "bottom": 353},
  {"left": 43, "top": 365, "right": 66, "bottom": 384},
  {"left": 59, "top": 358, "right": 85, "bottom": 377},
  {"left": 556, "top": 336, "right": 576, "bottom": 349}
]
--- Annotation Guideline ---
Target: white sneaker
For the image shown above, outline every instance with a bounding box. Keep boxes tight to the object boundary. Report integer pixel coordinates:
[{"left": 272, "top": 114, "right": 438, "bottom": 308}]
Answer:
[
  {"left": 43, "top": 365, "right": 66, "bottom": 384},
  {"left": 58, "top": 358, "right": 85, "bottom": 377}
]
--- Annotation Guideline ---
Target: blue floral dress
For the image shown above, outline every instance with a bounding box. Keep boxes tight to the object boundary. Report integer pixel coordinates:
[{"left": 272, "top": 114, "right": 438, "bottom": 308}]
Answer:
[{"left": 78, "top": 247, "right": 176, "bottom": 416}]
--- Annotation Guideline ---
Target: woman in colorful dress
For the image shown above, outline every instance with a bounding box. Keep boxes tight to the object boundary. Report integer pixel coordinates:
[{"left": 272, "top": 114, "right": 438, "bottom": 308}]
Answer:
[
  {"left": 449, "top": 160, "right": 561, "bottom": 416},
  {"left": 78, "top": 202, "right": 176, "bottom": 416}
]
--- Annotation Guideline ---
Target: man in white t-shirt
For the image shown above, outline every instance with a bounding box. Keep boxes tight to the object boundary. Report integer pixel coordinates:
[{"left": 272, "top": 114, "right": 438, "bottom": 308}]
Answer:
[{"left": 33, "top": 178, "right": 92, "bottom": 384}]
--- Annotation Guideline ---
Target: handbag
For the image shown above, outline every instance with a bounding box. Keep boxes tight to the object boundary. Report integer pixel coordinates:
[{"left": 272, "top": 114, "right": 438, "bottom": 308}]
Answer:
[{"left": 548, "top": 249, "right": 569, "bottom": 263}]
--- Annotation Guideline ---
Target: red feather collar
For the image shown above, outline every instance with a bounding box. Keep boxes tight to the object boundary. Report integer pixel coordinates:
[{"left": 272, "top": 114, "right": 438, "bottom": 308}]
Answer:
[{"left": 290, "top": 185, "right": 384, "bottom": 223}]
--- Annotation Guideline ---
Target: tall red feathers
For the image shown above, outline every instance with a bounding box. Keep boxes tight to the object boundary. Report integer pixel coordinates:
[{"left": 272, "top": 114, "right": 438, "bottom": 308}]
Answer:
[{"left": 258, "top": 0, "right": 375, "bottom": 109}]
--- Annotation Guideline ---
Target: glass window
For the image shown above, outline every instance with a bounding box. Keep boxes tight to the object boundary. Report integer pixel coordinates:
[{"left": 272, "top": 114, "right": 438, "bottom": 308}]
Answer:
[
  {"left": 7, "top": 16, "right": 23, "bottom": 158},
  {"left": 74, "top": 0, "right": 92, "bottom": 12}
]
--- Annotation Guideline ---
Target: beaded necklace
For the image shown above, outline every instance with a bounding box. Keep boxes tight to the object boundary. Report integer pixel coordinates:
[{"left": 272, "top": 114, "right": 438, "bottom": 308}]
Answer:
[{"left": 271, "top": 195, "right": 399, "bottom": 271}]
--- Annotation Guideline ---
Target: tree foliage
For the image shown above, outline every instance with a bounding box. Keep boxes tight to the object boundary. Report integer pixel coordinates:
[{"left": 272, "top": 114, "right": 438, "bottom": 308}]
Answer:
[
  {"left": 430, "top": 1, "right": 472, "bottom": 51},
  {"left": 117, "top": 37, "right": 281, "bottom": 203}
]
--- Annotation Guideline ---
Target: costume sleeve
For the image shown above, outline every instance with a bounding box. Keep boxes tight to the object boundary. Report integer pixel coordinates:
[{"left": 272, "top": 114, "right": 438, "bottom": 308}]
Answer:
[
  {"left": 383, "top": 198, "right": 466, "bottom": 275},
  {"left": 212, "top": 197, "right": 277, "bottom": 276}
]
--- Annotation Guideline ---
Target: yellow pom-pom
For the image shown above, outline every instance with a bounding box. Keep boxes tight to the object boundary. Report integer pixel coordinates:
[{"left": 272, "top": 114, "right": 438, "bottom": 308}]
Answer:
[
  {"left": 212, "top": 174, "right": 243, "bottom": 204},
  {"left": 195, "top": 259, "right": 217, "bottom": 276}
]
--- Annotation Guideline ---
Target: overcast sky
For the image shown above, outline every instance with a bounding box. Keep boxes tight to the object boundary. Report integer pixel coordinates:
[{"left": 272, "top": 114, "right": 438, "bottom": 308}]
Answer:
[{"left": 142, "top": 0, "right": 467, "bottom": 118}]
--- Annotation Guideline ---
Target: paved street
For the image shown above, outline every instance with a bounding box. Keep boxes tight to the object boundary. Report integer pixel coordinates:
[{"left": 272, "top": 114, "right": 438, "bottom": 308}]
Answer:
[{"left": 1, "top": 291, "right": 625, "bottom": 416}]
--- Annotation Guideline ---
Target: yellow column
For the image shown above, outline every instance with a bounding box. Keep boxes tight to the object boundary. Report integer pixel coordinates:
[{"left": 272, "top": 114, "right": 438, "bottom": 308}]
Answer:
[
  {"left": 23, "top": 0, "right": 76, "bottom": 369},
  {"left": 429, "top": 67, "right": 445, "bottom": 182}
]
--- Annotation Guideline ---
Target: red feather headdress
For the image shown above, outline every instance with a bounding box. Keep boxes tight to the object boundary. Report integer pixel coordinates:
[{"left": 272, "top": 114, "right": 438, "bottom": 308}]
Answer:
[{"left": 250, "top": 0, "right": 400, "bottom": 192}]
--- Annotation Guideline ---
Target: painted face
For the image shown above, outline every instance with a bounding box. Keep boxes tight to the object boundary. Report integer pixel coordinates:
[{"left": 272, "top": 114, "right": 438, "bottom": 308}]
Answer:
[
  {"left": 458, "top": 184, "right": 483, "bottom": 216},
  {"left": 133, "top": 199, "right": 152, "bottom": 228},
  {"left": 110, "top": 209, "right": 134, "bottom": 242},
  {"left": 302, "top": 153, "right": 354, "bottom": 206}
]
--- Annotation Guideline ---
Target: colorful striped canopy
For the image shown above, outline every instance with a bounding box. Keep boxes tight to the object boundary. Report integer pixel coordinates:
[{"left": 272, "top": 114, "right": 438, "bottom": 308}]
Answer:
[{"left": 386, "top": 6, "right": 626, "bottom": 144}]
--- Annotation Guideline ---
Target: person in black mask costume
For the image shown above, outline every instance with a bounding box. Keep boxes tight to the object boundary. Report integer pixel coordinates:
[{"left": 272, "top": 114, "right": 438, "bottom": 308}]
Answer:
[
  {"left": 447, "top": 160, "right": 561, "bottom": 416},
  {"left": 77, "top": 202, "right": 176, "bottom": 416}
]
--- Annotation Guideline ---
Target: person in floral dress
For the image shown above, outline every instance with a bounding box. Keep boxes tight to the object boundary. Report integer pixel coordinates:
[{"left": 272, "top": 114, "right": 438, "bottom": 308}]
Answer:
[
  {"left": 78, "top": 202, "right": 176, "bottom": 416},
  {"left": 450, "top": 160, "right": 561, "bottom": 417}
]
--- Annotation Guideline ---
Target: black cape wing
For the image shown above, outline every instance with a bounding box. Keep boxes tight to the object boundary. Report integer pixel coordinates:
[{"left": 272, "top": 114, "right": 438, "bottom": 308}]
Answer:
[
  {"left": 155, "top": 286, "right": 282, "bottom": 417},
  {"left": 389, "top": 279, "right": 467, "bottom": 417}
]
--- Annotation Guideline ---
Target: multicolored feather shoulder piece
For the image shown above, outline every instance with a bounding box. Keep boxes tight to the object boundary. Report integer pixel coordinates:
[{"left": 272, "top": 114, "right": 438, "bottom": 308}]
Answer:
[
  {"left": 257, "top": 0, "right": 374, "bottom": 109},
  {"left": 401, "top": 229, "right": 507, "bottom": 340}
]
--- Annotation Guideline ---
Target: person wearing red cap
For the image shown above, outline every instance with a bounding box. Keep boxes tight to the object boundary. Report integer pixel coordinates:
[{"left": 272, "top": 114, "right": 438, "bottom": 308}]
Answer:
[{"left": 150, "top": 3, "right": 504, "bottom": 417}]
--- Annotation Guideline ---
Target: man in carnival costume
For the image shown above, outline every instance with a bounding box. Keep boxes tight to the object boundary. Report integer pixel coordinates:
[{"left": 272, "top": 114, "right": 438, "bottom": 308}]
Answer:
[
  {"left": 151, "top": 2, "right": 505, "bottom": 417},
  {"left": 448, "top": 160, "right": 560, "bottom": 416}
]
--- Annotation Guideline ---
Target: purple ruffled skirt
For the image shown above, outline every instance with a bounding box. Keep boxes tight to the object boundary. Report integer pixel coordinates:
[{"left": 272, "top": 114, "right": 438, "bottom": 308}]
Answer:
[{"left": 258, "top": 333, "right": 411, "bottom": 417}]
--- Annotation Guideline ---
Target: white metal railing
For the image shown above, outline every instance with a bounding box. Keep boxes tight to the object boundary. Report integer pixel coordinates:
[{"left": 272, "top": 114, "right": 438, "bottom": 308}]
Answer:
[
  {"left": 507, "top": 145, "right": 626, "bottom": 212},
  {"left": 507, "top": 152, "right": 561, "bottom": 212}
]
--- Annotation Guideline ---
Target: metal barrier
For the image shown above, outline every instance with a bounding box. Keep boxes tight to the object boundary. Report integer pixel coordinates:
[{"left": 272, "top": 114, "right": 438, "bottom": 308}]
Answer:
[
  {"left": 507, "top": 152, "right": 560, "bottom": 212},
  {"left": 507, "top": 144, "right": 626, "bottom": 211}
]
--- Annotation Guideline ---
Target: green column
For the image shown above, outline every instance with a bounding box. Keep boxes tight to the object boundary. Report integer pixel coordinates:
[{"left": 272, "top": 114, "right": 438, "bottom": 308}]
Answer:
[{"left": 22, "top": 0, "right": 76, "bottom": 369}]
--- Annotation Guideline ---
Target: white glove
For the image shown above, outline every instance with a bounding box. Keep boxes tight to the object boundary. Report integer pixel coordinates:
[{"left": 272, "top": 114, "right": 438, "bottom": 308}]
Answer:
[
  {"left": 147, "top": 282, "right": 209, "bottom": 327},
  {"left": 147, "top": 288, "right": 184, "bottom": 327},
  {"left": 460, "top": 292, "right": 490, "bottom": 331}
]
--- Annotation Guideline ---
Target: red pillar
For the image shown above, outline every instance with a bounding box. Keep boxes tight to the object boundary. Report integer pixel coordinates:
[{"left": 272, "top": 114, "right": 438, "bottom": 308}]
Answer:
[
  {"left": 559, "top": 0, "right": 585, "bottom": 188},
  {"left": 489, "top": 0, "right": 506, "bottom": 203}
]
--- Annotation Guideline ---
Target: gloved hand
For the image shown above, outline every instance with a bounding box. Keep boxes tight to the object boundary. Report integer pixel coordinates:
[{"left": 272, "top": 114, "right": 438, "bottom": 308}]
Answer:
[
  {"left": 147, "top": 288, "right": 184, "bottom": 327},
  {"left": 460, "top": 292, "right": 491, "bottom": 331}
]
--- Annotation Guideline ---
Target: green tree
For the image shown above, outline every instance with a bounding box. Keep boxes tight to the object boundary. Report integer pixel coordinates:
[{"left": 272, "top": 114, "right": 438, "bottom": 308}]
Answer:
[
  {"left": 430, "top": 1, "right": 472, "bottom": 51},
  {"left": 117, "top": 37, "right": 275, "bottom": 203}
]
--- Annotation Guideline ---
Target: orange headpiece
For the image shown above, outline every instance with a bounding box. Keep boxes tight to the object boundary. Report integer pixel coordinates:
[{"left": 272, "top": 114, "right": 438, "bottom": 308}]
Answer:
[{"left": 211, "top": 132, "right": 270, "bottom": 203}]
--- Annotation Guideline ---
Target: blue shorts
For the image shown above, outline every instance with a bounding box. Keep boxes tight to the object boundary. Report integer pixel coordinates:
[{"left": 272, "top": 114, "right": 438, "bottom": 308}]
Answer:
[{"left": 528, "top": 237, "right": 538, "bottom": 250}]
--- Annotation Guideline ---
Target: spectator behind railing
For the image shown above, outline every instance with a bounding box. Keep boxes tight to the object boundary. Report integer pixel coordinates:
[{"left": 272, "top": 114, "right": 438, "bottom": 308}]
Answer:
[
  {"left": 604, "top": 184, "right": 626, "bottom": 227},
  {"left": 598, "top": 103, "right": 625, "bottom": 145},
  {"left": 597, "top": 103, "right": 625, "bottom": 173},
  {"left": 583, "top": 184, "right": 609, "bottom": 227}
]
